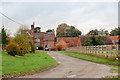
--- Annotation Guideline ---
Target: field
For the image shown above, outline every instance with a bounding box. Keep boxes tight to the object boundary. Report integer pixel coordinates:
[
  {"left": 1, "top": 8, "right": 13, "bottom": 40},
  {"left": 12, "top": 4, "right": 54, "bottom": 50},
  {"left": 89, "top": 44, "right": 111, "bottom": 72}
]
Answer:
[{"left": 2, "top": 51, "right": 57, "bottom": 78}]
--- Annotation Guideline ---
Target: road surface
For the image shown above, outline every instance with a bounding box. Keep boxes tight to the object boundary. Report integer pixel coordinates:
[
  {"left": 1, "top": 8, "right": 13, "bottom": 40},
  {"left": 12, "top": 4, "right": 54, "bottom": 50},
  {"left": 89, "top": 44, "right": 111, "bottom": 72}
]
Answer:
[{"left": 19, "top": 51, "right": 111, "bottom": 78}]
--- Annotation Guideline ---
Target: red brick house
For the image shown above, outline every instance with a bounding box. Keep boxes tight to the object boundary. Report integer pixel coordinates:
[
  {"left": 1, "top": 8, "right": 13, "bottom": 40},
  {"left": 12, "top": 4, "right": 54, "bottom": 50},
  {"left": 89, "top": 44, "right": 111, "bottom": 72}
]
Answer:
[
  {"left": 56, "top": 35, "right": 113, "bottom": 50},
  {"left": 56, "top": 37, "right": 81, "bottom": 49},
  {"left": 110, "top": 36, "right": 119, "bottom": 45},
  {"left": 25, "top": 22, "right": 55, "bottom": 50}
]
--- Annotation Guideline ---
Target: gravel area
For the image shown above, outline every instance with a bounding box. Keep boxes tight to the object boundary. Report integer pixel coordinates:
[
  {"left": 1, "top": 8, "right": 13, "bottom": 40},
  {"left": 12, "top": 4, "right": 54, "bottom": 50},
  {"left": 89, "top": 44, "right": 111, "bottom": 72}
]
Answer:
[{"left": 19, "top": 51, "right": 111, "bottom": 78}]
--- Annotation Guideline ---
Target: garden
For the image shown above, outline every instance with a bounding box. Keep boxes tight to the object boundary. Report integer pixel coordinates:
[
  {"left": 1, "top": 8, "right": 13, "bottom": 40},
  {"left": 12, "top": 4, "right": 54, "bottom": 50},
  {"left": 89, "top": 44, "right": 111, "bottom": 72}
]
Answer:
[
  {"left": 2, "top": 51, "right": 57, "bottom": 78},
  {"left": 1, "top": 27, "right": 57, "bottom": 78}
]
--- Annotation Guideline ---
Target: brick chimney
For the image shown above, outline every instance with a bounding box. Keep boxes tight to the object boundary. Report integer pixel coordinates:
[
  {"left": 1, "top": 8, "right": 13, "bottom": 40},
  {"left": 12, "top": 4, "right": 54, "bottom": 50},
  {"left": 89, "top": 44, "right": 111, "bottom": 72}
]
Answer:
[
  {"left": 52, "top": 29, "right": 55, "bottom": 36},
  {"left": 31, "top": 22, "right": 35, "bottom": 32}
]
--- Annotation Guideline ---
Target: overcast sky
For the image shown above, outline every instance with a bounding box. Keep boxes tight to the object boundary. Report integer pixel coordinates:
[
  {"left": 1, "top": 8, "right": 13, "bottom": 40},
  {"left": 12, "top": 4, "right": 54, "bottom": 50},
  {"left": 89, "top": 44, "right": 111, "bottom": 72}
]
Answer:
[{"left": 0, "top": 0, "right": 118, "bottom": 36}]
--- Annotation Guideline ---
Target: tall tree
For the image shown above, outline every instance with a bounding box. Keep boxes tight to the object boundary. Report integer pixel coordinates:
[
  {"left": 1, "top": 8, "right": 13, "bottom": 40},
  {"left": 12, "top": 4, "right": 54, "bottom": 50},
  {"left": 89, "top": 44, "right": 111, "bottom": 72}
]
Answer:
[
  {"left": 56, "top": 23, "right": 81, "bottom": 37},
  {"left": 1, "top": 27, "right": 9, "bottom": 50},
  {"left": 66, "top": 26, "right": 81, "bottom": 37},
  {"left": 56, "top": 23, "right": 69, "bottom": 37},
  {"left": 14, "top": 26, "right": 28, "bottom": 36}
]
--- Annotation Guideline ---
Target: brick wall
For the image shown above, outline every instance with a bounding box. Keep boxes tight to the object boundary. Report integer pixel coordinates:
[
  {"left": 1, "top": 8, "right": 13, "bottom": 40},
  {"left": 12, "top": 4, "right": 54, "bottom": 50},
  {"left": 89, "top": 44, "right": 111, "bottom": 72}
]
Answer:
[{"left": 44, "top": 41, "right": 55, "bottom": 50}]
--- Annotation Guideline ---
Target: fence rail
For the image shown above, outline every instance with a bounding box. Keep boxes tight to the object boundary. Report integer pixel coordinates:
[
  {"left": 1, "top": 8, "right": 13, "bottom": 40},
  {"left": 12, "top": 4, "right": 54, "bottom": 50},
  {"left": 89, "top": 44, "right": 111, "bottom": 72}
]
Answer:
[{"left": 66, "top": 45, "right": 120, "bottom": 59}]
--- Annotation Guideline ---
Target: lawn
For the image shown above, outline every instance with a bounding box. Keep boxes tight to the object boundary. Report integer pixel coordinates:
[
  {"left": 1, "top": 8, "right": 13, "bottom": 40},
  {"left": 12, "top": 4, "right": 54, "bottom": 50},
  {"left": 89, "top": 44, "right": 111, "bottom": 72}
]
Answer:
[
  {"left": 59, "top": 51, "right": 119, "bottom": 66},
  {"left": 2, "top": 51, "right": 57, "bottom": 78}
]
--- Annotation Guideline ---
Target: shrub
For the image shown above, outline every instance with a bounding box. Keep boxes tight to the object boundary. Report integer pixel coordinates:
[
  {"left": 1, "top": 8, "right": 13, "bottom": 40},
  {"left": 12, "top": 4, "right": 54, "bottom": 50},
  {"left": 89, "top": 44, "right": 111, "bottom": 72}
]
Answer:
[
  {"left": 55, "top": 44, "right": 63, "bottom": 51},
  {"left": 12, "top": 34, "right": 31, "bottom": 56},
  {"left": 38, "top": 46, "right": 43, "bottom": 50},
  {"left": 6, "top": 42, "right": 20, "bottom": 56}
]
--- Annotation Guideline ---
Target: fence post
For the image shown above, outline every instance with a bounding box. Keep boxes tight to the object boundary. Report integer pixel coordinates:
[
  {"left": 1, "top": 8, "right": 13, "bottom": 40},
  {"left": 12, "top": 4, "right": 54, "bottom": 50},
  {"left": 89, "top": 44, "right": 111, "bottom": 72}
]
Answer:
[
  {"left": 110, "top": 45, "right": 112, "bottom": 57},
  {"left": 92, "top": 46, "right": 94, "bottom": 54},
  {"left": 98, "top": 45, "right": 99, "bottom": 56},
  {"left": 116, "top": 45, "right": 119, "bottom": 58},
  {"left": 86, "top": 46, "right": 87, "bottom": 54},
  {"left": 85, "top": 46, "right": 87, "bottom": 54},
  {"left": 95, "top": 46, "right": 96, "bottom": 55},
  {"left": 91, "top": 46, "right": 92, "bottom": 54},
  {"left": 89, "top": 46, "right": 91, "bottom": 54},
  {"left": 106, "top": 45, "right": 108, "bottom": 57},
  {"left": 101, "top": 45, "right": 103, "bottom": 56}
]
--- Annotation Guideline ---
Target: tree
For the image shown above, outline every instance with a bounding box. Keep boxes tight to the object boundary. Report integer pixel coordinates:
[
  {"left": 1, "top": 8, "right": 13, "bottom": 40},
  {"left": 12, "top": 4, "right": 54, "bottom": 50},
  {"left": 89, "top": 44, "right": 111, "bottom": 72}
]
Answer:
[
  {"left": 46, "top": 29, "right": 52, "bottom": 34},
  {"left": 110, "top": 27, "right": 119, "bottom": 36},
  {"left": 14, "top": 26, "right": 28, "bottom": 36},
  {"left": 6, "top": 42, "right": 20, "bottom": 56},
  {"left": 12, "top": 34, "right": 31, "bottom": 56},
  {"left": 84, "top": 38, "right": 93, "bottom": 46},
  {"left": 99, "top": 29, "right": 108, "bottom": 36},
  {"left": 1, "top": 27, "right": 9, "bottom": 50},
  {"left": 91, "top": 36, "right": 98, "bottom": 45},
  {"left": 14, "top": 26, "right": 35, "bottom": 53},
  {"left": 56, "top": 23, "right": 69, "bottom": 37},
  {"left": 56, "top": 23, "right": 81, "bottom": 37},
  {"left": 96, "top": 36, "right": 105, "bottom": 45},
  {"left": 88, "top": 29, "right": 108, "bottom": 36},
  {"left": 88, "top": 29, "right": 99, "bottom": 35},
  {"left": 34, "top": 27, "right": 41, "bottom": 33},
  {"left": 84, "top": 36, "right": 105, "bottom": 46},
  {"left": 66, "top": 26, "right": 81, "bottom": 37}
]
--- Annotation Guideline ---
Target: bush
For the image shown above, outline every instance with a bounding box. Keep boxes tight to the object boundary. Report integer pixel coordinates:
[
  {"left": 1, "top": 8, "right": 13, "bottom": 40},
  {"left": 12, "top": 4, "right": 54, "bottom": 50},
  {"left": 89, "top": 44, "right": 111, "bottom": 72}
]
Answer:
[
  {"left": 55, "top": 44, "right": 63, "bottom": 51},
  {"left": 38, "top": 46, "right": 43, "bottom": 50},
  {"left": 12, "top": 34, "right": 31, "bottom": 56},
  {"left": 6, "top": 42, "right": 20, "bottom": 56}
]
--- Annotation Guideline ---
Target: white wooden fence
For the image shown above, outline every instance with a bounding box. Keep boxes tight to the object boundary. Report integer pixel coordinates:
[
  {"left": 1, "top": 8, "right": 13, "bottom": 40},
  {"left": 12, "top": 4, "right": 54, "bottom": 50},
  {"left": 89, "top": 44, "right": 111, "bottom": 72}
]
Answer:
[{"left": 66, "top": 45, "right": 120, "bottom": 59}]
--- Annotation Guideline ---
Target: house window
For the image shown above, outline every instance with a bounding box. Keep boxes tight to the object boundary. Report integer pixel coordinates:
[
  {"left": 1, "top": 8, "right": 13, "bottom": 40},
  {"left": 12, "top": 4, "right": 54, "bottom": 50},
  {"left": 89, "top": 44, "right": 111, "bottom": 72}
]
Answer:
[
  {"left": 36, "top": 43, "right": 40, "bottom": 47},
  {"left": 48, "top": 44, "right": 51, "bottom": 48},
  {"left": 36, "top": 38, "right": 40, "bottom": 42}
]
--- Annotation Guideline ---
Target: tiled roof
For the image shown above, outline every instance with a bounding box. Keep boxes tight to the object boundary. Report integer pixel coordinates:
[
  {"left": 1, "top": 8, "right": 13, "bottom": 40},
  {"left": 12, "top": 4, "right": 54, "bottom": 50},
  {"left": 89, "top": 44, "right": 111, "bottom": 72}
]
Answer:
[
  {"left": 34, "top": 32, "right": 46, "bottom": 38},
  {"left": 110, "top": 36, "right": 119, "bottom": 42},
  {"left": 43, "top": 34, "right": 55, "bottom": 41},
  {"left": 57, "top": 37, "right": 78, "bottom": 46},
  {"left": 25, "top": 30, "right": 54, "bottom": 41}
]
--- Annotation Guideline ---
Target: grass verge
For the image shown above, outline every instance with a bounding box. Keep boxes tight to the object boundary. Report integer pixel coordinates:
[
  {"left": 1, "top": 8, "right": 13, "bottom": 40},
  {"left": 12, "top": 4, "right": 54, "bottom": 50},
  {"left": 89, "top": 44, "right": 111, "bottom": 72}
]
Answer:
[
  {"left": 59, "top": 51, "right": 119, "bottom": 66},
  {"left": 2, "top": 51, "right": 57, "bottom": 78}
]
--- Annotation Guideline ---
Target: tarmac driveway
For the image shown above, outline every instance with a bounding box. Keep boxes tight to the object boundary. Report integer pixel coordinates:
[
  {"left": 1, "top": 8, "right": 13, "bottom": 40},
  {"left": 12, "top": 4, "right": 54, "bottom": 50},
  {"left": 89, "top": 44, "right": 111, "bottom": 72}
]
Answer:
[{"left": 19, "top": 51, "right": 111, "bottom": 78}]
